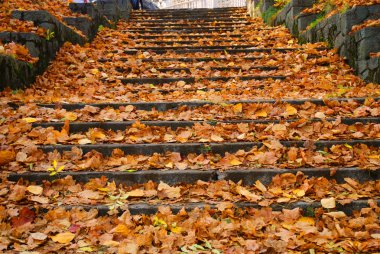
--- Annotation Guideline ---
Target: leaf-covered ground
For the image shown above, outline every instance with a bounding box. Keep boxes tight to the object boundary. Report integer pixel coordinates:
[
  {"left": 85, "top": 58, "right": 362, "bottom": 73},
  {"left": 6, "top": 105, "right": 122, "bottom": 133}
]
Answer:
[{"left": 0, "top": 5, "right": 379, "bottom": 253}]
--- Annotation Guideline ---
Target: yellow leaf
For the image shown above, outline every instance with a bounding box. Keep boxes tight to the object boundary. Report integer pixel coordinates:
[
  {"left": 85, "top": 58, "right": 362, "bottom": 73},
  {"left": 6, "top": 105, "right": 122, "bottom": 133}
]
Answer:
[
  {"left": 281, "top": 223, "right": 293, "bottom": 230},
  {"left": 344, "top": 144, "right": 353, "bottom": 149},
  {"left": 65, "top": 112, "right": 78, "bottom": 121},
  {"left": 27, "top": 185, "right": 43, "bottom": 195},
  {"left": 90, "top": 69, "right": 99, "bottom": 75},
  {"left": 297, "top": 217, "right": 315, "bottom": 226},
  {"left": 228, "top": 61, "right": 235, "bottom": 67},
  {"left": 179, "top": 63, "right": 187, "bottom": 68},
  {"left": 321, "top": 197, "right": 336, "bottom": 209},
  {"left": 230, "top": 159, "right": 242, "bottom": 166},
  {"left": 233, "top": 103, "right": 243, "bottom": 114},
  {"left": 368, "top": 155, "right": 380, "bottom": 159},
  {"left": 255, "top": 180, "right": 267, "bottom": 192},
  {"left": 292, "top": 189, "right": 305, "bottom": 197},
  {"left": 51, "top": 232, "right": 75, "bottom": 244},
  {"left": 79, "top": 246, "right": 94, "bottom": 252},
  {"left": 170, "top": 226, "right": 183, "bottom": 233},
  {"left": 98, "top": 188, "right": 109, "bottom": 192},
  {"left": 285, "top": 105, "right": 298, "bottom": 116},
  {"left": 255, "top": 109, "right": 268, "bottom": 118},
  {"left": 22, "top": 117, "right": 38, "bottom": 123},
  {"left": 153, "top": 216, "right": 167, "bottom": 228}
]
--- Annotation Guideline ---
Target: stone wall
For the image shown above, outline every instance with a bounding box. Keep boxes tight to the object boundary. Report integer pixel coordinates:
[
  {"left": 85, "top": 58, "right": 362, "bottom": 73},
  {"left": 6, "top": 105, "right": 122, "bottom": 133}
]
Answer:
[
  {"left": 257, "top": 0, "right": 380, "bottom": 84},
  {"left": 0, "top": 1, "right": 132, "bottom": 91},
  {"left": 0, "top": 55, "right": 36, "bottom": 91},
  {"left": 0, "top": 32, "right": 59, "bottom": 79}
]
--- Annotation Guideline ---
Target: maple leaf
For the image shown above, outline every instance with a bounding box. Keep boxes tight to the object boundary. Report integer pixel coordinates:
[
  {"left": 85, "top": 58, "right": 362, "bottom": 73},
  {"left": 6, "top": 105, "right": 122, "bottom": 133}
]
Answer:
[
  {"left": 11, "top": 207, "right": 36, "bottom": 227},
  {"left": 51, "top": 232, "right": 75, "bottom": 244}
]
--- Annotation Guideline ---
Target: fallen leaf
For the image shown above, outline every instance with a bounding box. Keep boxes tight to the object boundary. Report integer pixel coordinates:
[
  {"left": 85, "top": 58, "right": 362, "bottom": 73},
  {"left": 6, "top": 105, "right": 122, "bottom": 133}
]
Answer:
[
  {"left": 236, "top": 185, "right": 260, "bottom": 201},
  {"left": 65, "top": 112, "right": 78, "bottom": 121},
  {"left": 157, "top": 182, "right": 181, "bottom": 199},
  {"left": 126, "top": 189, "right": 145, "bottom": 197},
  {"left": 27, "top": 185, "right": 43, "bottom": 195},
  {"left": 0, "top": 150, "right": 16, "bottom": 166},
  {"left": 22, "top": 117, "right": 38, "bottom": 123},
  {"left": 51, "top": 232, "right": 75, "bottom": 244},
  {"left": 255, "top": 180, "right": 267, "bottom": 192},
  {"left": 255, "top": 109, "right": 268, "bottom": 118},
  {"left": 30, "top": 196, "right": 49, "bottom": 204},
  {"left": 325, "top": 211, "right": 346, "bottom": 218},
  {"left": 233, "top": 103, "right": 243, "bottom": 113},
  {"left": 211, "top": 134, "right": 224, "bottom": 142},
  {"left": 230, "top": 159, "right": 242, "bottom": 166},
  {"left": 321, "top": 197, "right": 336, "bottom": 209},
  {"left": 31, "top": 232, "right": 48, "bottom": 241},
  {"left": 285, "top": 105, "right": 298, "bottom": 116}
]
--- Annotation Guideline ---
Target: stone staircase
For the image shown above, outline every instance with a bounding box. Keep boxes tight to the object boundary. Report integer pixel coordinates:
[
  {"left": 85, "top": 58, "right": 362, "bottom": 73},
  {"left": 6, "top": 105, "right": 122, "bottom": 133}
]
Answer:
[{"left": 2, "top": 7, "right": 380, "bottom": 252}]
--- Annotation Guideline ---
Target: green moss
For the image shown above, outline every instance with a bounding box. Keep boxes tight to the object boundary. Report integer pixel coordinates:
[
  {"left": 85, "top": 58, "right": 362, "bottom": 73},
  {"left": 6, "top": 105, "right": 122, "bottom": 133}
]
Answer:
[
  {"left": 308, "top": 13, "right": 325, "bottom": 30},
  {"left": 257, "top": 0, "right": 262, "bottom": 10},
  {"left": 262, "top": 6, "right": 280, "bottom": 24},
  {"left": 340, "top": 3, "right": 350, "bottom": 14}
]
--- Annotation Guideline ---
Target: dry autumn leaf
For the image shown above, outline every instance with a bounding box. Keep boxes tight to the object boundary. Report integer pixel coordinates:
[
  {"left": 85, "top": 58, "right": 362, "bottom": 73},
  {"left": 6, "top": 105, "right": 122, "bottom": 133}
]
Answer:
[
  {"left": 157, "top": 182, "right": 181, "bottom": 199},
  {"left": 0, "top": 150, "right": 16, "bottom": 166},
  {"left": 321, "top": 197, "right": 336, "bottom": 209},
  {"left": 51, "top": 232, "right": 75, "bottom": 244},
  {"left": 26, "top": 185, "right": 43, "bottom": 195}
]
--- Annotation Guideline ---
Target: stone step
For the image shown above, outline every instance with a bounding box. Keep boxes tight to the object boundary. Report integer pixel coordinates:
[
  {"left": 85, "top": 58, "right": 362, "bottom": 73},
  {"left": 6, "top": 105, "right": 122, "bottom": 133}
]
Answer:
[
  {"left": 135, "top": 34, "right": 244, "bottom": 39},
  {"left": 117, "top": 76, "right": 286, "bottom": 85},
  {"left": 99, "top": 56, "right": 264, "bottom": 63},
  {"left": 14, "top": 96, "right": 378, "bottom": 111},
  {"left": 140, "top": 56, "right": 263, "bottom": 62},
  {"left": 123, "top": 47, "right": 326, "bottom": 55},
  {"left": 133, "top": 21, "right": 251, "bottom": 26},
  {"left": 31, "top": 117, "right": 380, "bottom": 132},
  {"left": 130, "top": 14, "right": 249, "bottom": 19},
  {"left": 9, "top": 167, "right": 379, "bottom": 186},
  {"left": 37, "top": 199, "right": 380, "bottom": 216},
  {"left": 131, "top": 44, "right": 273, "bottom": 51},
  {"left": 133, "top": 7, "right": 246, "bottom": 12},
  {"left": 125, "top": 27, "right": 247, "bottom": 33},
  {"left": 132, "top": 39, "right": 250, "bottom": 45},
  {"left": 38, "top": 140, "right": 380, "bottom": 156},
  {"left": 114, "top": 66, "right": 279, "bottom": 73},
  {"left": 128, "top": 17, "right": 248, "bottom": 22}
]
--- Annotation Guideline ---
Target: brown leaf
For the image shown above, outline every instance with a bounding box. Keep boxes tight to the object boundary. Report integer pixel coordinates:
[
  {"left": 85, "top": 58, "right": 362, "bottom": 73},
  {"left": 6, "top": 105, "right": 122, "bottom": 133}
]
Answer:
[{"left": 157, "top": 182, "right": 181, "bottom": 199}]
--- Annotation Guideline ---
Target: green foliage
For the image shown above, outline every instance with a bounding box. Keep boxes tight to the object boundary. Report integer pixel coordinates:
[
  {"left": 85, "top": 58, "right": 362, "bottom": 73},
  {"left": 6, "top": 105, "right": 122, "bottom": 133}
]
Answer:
[
  {"left": 323, "top": 0, "right": 335, "bottom": 14},
  {"left": 274, "top": 0, "right": 290, "bottom": 8},
  {"left": 340, "top": 3, "right": 350, "bottom": 14},
  {"left": 46, "top": 29, "right": 55, "bottom": 41},
  {"left": 304, "top": 206, "right": 315, "bottom": 217},
  {"left": 207, "top": 119, "right": 218, "bottom": 126},
  {"left": 262, "top": 6, "right": 280, "bottom": 24},
  {"left": 200, "top": 145, "right": 212, "bottom": 154},
  {"left": 256, "top": 0, "right": 263, "bottom": 10},
  {"left": 98, "top": 25, "right": 105, "bottom": 32},
  {"left": 11, "top": 89, "right": 21, "bottom": 95},
  {"left": 308, "top": 14, "right": 325, "bottom": 29}
]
